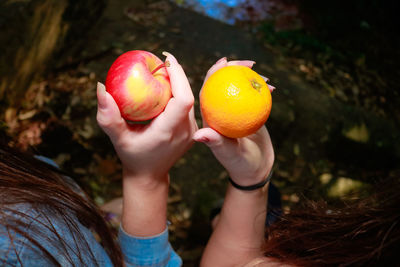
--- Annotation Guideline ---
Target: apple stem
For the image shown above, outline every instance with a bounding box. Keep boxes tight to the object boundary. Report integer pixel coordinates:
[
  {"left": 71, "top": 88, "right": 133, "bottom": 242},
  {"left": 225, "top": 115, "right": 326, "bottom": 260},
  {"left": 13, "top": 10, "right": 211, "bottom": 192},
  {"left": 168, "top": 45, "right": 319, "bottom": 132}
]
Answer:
[{"left": 151, "top": 63, "right": 166, "bottom": 75}]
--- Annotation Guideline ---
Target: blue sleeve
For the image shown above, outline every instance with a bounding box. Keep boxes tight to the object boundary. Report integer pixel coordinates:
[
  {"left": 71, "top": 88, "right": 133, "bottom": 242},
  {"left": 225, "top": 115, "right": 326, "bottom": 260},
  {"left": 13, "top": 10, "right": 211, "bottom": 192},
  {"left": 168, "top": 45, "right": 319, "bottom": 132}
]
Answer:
[
  {"left": 0, "top": 205, "right": 114, "bottom": 267},
  {"left": 118, "top": 225, "right": 182, "bottom": 267}
]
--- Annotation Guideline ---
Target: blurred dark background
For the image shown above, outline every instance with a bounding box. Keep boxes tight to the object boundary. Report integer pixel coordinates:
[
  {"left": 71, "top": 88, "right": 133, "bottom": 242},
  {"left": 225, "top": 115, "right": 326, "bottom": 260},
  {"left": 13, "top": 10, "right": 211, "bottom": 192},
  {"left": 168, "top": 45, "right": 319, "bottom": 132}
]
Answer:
[{"left": 1, "top": 0, "right": 399, "bottom": 265}]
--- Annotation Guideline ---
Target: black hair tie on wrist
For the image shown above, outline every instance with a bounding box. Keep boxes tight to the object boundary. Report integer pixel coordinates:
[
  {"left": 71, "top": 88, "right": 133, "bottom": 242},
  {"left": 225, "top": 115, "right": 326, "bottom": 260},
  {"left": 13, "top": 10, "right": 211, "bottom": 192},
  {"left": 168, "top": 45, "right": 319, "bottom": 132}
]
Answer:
[{"left": 228, "top": 170, "right": 273, "bottom": 191}]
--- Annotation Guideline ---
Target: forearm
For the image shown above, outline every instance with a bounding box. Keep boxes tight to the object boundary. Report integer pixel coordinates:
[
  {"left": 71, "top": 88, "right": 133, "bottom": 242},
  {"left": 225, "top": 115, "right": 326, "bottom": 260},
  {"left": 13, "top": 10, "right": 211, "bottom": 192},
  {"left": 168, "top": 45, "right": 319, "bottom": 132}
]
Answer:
[
  {"left": 121, "top": 170, "right": 169, "bottom": 237},
  {"left": 201, "top": 183, "right": 269, "bottom": 266}
]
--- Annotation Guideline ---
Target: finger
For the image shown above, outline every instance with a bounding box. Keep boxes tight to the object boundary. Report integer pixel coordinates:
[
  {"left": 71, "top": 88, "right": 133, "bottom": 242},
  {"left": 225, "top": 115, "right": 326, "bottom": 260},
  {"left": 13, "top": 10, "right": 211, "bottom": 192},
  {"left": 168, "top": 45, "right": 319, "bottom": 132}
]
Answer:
[
  {"left": 222, "top": 60, "right": 274, "bottom": 93},
  {"left": 202, "top": 59, "right": 255, "bottom": 88},
  {"left": 203, "top": 57, "right": 228, "bottom": 82},
  {"left": 159, "top": 52, "right": 194, "bottom": 127},
  {"left": 162, "top": 51, "right": 194, "bottom": 110},
  {"left": 96, "top": 82, "right": 126, "bottom": 140},
  {"left": 193, "top": 127, "right": 237, "bottom": 151},
  {"left": 259, "top": 74, "right": 276, "bottom": 92},
  {"left": 200, "top": 57, "right": 228, "bottom": 110},
  {"left": 260, "top": 74, "right": 269, "bottom": 82},
  {"left": 200, "top": 59, "right": 255, "bottom": 127},
  {"left": 199, "top": 58, "right": 229, "bottom": 128},
  {"left": 267, "top": 84, "right": 276, "bottom": 92},
  {"left": 189, "top": 105, "right": 198, "bottom": 130},
  {"left": 226, "top": 61, "right": 275, "bottom": 92},
  {"left": 193, "top": 128, "right": 244, "bottom": 174},
  {"left": 227, "top": 60, "right": 255, "bottom": 68}
]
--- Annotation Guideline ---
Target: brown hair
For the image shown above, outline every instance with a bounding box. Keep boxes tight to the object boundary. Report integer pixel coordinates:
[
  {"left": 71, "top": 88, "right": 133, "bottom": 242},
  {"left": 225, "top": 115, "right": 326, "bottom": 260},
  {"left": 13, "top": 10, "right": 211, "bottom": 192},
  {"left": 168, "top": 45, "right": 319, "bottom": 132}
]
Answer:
[
  {"left": 264, "top": 179, "right": 400, "bottom": 266},
  {"left": 0, "top": 140, "right": 123, "bottom": 266}
]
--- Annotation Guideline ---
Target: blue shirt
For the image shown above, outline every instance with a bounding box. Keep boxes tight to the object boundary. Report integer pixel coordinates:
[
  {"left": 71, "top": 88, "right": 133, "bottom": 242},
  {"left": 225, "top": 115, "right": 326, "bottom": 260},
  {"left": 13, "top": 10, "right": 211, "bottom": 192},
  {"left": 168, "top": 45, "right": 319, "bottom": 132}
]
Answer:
[{"left": 0, "top": 204, "right": 182, "bottom": 266}]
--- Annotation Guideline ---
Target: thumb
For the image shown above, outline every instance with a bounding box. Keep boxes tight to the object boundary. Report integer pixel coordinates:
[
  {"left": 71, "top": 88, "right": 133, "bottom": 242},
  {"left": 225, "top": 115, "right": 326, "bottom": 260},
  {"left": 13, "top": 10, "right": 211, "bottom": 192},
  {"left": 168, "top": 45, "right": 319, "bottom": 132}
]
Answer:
[
  {"left": 193, "top": 127, "right": 237, "bottom": 151},
  {"left": 96, "top": 82, "right": 125, "bottom": 140}
]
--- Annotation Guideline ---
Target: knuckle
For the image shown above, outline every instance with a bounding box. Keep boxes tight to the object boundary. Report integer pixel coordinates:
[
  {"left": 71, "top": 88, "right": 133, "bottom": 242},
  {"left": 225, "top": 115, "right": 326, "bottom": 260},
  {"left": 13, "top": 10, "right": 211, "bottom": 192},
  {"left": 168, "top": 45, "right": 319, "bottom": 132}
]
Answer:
[
  {"left": 96, "top": 112, "right": 106, "bottom": 127},
  {"left": 96, "top": 115, "right": 111, "bottom": 129},
  {"left": 206, "top": 68, "right": 214, "bottom": 77},
  {"left": 179, "top": 95, "right": 194, "bottom": 111},
  {"left": 165, "top": 132, "right": 175, "bottom": 144}
]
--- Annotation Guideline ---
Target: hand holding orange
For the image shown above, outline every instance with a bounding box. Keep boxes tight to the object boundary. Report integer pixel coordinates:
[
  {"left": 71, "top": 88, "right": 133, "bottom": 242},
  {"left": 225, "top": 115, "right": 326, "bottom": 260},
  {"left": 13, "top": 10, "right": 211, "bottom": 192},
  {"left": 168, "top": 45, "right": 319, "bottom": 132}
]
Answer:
[{"left": 200, "top": 65, "right": 272, "bottom": 138}]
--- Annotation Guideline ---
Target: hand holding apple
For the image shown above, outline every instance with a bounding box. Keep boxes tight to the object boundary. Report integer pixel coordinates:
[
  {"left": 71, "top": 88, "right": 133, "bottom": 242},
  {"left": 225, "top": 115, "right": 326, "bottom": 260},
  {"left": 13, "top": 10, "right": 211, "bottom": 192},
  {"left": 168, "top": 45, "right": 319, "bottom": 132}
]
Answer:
[
  {"left": 105, "top": 50, "right": 172, "bottom": 121},
  {"left": 98, "top": 52, "right": 196, "bottom": 241},
  {"left": 97, "top": 51, "right": 197, "bottom": 178}
]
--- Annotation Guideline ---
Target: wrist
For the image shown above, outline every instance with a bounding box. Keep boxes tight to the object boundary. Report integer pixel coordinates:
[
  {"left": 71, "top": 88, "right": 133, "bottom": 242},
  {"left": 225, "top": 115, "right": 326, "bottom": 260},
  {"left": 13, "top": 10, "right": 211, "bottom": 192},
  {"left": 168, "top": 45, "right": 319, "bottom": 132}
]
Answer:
[
  {"left": 229, "top": 166, "right": 273, "bottom": 187},
  {"left": 121, "top": 170, "right": 169, "bottom": 237},
  {"left": 122, "top": 168, "right": 170, "bottom": 191},
  {"left": 228, "top": 170, "right": 272, "bottom": 191}
]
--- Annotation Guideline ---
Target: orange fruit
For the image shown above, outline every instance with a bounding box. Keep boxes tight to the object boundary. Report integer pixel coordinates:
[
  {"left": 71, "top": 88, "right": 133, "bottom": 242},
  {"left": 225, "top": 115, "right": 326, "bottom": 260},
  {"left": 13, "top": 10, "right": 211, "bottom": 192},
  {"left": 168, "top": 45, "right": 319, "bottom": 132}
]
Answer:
[{"left": 200, "top": 65, "right": 272, "bottom": 138}]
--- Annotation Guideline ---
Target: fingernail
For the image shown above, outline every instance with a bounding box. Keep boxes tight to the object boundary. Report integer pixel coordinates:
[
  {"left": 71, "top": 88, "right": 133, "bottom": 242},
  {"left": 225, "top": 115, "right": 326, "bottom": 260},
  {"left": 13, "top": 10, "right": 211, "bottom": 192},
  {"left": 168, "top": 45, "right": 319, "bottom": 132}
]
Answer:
[
  {"left": 162, "top": 51, "right": 178, "bottom": 65},
  {"left": 260, "top": 75, "right": 270, "bottom": 82},
  {"left": 97, "top": 82, "right": 107, "bottom": 109},
  {"left": 198, "top": 137, "right": 210, "bottom": 144},
  {"left": 98, "top": 82, "right": 106, "bottom": 92},
  {"left": 162, "top": 51, "right": 172, "bottom": 58},
  {"left": 193, "top": 136, "right": 210, "bottom": 144},
  {"left": 268, "top": 84, "right": 276, "bottom": 92},
  {"left": 229, "top": 60, "right": 255, "bottom": 68},
  {"left": 216, "top": 57, "right": 227, "bottom": 64}
]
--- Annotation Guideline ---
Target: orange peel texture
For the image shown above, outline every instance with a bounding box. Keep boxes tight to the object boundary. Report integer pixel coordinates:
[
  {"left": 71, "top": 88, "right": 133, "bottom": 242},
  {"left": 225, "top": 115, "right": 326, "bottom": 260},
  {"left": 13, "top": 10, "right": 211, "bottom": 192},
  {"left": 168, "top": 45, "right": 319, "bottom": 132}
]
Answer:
[{"left": 200, "top": 65, "right": 272, "bottom": 138}]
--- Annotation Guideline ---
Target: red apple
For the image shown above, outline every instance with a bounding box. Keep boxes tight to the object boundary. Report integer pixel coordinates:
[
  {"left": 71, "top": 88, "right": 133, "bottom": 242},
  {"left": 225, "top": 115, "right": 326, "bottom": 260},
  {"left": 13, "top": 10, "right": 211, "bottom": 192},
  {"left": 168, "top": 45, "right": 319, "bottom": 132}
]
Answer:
[{"left": 105, "top": 50, "right": 172, "bottom": 121}]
